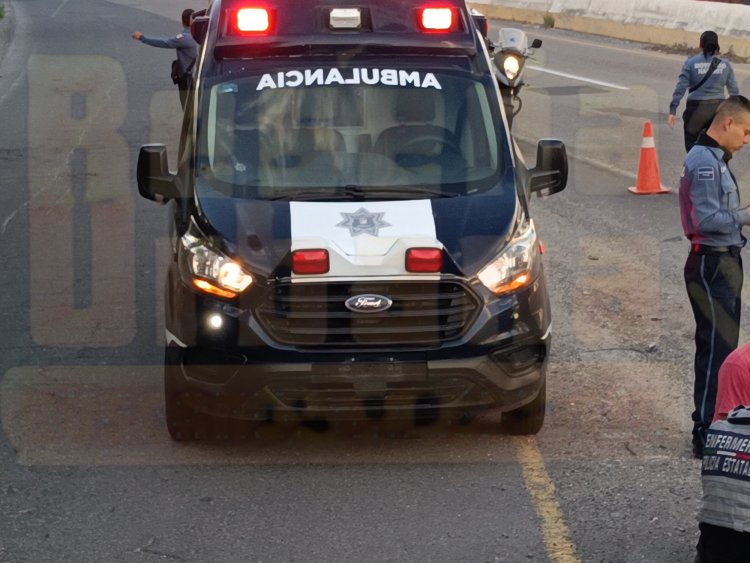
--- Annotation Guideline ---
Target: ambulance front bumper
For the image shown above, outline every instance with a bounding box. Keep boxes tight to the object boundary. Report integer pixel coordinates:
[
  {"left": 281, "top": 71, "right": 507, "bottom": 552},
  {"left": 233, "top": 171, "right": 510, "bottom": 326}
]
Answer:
[{"left": 167, "top": 337, "right": 548, "bottom": 421}]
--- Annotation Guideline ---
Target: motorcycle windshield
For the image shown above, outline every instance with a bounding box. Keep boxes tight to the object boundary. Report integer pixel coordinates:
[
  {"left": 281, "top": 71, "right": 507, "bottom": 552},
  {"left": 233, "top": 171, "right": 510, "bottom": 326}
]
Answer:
[
  {"left": 195, "top": 57, "right": 509, "bottom": 200},
  {"left": 497, "top": 28, "right": 527, "bottom": 54}
]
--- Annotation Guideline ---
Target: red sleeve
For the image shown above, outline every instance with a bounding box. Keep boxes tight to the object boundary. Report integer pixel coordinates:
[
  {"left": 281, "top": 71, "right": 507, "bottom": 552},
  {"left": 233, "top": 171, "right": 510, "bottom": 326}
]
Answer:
[{"left": 714, "top": 358, "right": 750, "bottom": 423}]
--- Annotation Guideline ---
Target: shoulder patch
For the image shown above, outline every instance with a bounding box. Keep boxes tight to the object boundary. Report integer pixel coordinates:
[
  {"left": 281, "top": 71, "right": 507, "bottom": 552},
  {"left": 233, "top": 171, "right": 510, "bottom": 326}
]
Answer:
[
  {"left": 697, "top": 167, "right": 715, "bottom": 181},
  {"left": 175, "top": 33, "right": 184, "bottom": 39}
]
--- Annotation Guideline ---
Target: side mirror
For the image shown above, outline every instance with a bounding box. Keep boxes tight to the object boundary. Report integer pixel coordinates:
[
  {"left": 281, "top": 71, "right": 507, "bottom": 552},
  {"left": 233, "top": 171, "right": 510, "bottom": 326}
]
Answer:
[
  {"left": 529, "top": 140, "right": 567, "bottom": 197},
  {"left": 137, "top": 144, "right": 179, "bottom": 202},
  {"left": 531, "top": 38, "right": 543, "bottom": 49},
  {"left": 191, "top": 15, "right": 210, "bottom": 44}
]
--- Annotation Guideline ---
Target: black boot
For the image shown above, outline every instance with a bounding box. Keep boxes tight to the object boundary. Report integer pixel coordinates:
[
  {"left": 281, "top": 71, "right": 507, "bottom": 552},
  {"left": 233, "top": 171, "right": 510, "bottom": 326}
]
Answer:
[{"left": 692, "top": 427, "right": 706, "bottom": 459}]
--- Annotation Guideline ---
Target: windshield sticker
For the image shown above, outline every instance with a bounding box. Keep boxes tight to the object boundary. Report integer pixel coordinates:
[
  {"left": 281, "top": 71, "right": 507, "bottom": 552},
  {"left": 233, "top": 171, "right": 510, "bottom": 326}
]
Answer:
[{"left": 256, "top": 68, "right": 442, "bottom": 91}]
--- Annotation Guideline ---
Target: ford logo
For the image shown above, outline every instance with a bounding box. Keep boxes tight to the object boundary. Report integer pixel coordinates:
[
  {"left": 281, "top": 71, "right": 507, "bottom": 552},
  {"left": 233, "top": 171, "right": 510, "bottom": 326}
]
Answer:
[{"left": 345, "top": 294, "right": 393, "bottom": 314}]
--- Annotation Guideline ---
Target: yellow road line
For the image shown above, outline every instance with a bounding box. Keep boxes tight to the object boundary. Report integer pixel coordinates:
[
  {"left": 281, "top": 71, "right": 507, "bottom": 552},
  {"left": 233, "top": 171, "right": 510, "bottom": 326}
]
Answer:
[{"left": 515, "top": 437, "right": 581, "bottom": 563}]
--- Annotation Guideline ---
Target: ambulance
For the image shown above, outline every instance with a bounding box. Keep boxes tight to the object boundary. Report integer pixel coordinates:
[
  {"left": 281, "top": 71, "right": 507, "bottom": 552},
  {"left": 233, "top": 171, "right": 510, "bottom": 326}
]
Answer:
[{"left": 137, "top": 0, "right": 568, "bottom": 439}]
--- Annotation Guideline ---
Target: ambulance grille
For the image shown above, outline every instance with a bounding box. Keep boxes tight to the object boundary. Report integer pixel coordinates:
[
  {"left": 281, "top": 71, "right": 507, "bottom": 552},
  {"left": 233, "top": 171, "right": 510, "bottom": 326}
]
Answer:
[{"left": 255, "top": 280, "right": 480, "bottom": 347}]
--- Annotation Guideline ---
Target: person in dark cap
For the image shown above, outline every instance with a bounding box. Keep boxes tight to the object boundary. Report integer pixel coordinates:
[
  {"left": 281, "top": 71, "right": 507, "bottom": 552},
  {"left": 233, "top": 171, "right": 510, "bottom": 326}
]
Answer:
[{"left": 668, "top": 30, "right": 739, "bottom": 152}]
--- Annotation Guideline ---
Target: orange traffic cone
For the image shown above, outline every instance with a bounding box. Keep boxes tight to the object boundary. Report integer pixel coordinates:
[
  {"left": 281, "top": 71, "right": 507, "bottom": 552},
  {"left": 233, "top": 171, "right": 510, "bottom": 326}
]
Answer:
[{"left": 628, "top": 120, "right": 670, "bottom": 195}]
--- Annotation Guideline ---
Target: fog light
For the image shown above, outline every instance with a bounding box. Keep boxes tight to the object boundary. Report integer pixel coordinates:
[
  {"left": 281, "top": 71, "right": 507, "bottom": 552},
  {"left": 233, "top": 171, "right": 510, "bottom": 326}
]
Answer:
[{"left": 491, "top": 345, "right": 546, "bottom": 374}]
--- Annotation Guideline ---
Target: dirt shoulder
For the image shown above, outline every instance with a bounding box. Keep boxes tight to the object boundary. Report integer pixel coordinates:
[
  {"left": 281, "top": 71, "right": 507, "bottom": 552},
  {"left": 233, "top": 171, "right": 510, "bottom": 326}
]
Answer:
[{"left": 0, "top": 3, "right": 14, "bottom": 68}]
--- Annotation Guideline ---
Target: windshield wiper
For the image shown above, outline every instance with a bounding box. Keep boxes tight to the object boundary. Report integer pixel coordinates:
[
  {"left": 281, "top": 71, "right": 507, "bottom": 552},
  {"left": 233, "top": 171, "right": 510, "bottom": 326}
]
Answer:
[
  {"left": 344, "top": 185, "right": 366, "bottom": 200},
  {"left": 379, "top": 187, "right": 460, "bottom": 198},
  {"left": 266, "top": 186, "right": 460, "bottom": 201},
  {"left": 267, "top": 186, "right": 372, "bottom": 201},
  {"left": 266, "top": 189, "right": 335, "bottom": 201},
  {"left": 339, "top": 185, "right": 460, "bottom": 199}
]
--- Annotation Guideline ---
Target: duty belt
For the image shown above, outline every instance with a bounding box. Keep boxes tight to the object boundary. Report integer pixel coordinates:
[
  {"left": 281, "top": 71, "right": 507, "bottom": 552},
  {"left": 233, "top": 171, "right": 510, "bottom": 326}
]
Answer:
[{"left": 692, "top": 244, "right": 741, "bottom": 257}]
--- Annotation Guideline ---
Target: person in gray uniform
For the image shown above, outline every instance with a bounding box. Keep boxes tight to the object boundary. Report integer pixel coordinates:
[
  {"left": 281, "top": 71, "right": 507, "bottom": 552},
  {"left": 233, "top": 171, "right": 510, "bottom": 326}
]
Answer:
[
  {"left": 680, "top": 95, "right": 750, "bottom": 459},
  {"left": 669, "top": 31, "right": 739, "bottom": 152},
  {"left": 695, "top": 405, "right": 750, "bottom": 561},
  {"left": 132, "top": 9, "right": 198, "bottom": 109}
]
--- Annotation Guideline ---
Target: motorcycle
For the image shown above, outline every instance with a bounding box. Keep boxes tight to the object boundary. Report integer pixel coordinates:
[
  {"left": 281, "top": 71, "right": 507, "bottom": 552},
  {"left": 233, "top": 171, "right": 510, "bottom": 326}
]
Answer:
[{"left": 492, "top": 28, "right": 542, "bottom": 128}]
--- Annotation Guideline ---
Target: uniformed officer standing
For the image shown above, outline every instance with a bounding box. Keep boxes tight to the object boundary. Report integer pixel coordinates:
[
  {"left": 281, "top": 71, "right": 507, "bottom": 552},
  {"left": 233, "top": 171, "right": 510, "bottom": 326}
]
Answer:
[
  {"left": 132, "top": 9, "right": 198, "bottom": 109},
  {"left": 680, "top": 95, "right": 750, "bottom": 459},
  {"left": 668, "top": 31, "right": 739, "bottom": 152}
]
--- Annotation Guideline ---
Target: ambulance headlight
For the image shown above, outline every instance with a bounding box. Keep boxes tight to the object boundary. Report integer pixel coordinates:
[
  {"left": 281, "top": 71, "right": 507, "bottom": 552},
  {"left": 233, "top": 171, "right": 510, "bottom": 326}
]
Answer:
[
  {"left": 503, "top": 55, "right": 521, "bottom": 81},
  {"left": 180, "top": 225, "right": 253, "bottom": 299},
  {"left": 478, "top": 219, "right": 539, "bottom": 296}
]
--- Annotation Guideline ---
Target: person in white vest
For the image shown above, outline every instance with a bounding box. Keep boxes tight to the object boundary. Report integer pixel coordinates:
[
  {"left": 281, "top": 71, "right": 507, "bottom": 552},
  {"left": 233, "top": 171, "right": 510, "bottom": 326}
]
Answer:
[{"left": 695, "top": 405, "right": 750, "bottom": 561}]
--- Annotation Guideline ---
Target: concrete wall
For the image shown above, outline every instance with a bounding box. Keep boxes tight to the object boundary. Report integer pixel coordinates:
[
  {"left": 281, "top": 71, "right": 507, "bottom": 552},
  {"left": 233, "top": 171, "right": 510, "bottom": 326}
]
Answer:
[{"left": 468, "top": 0, "right": 750, "bottom": 58}]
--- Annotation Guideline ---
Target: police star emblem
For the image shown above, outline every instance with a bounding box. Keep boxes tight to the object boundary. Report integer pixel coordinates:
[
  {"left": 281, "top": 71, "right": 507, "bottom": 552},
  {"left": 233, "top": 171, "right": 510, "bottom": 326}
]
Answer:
[{"left": 336, "top": 207, "right": 391, "bottom": 237}]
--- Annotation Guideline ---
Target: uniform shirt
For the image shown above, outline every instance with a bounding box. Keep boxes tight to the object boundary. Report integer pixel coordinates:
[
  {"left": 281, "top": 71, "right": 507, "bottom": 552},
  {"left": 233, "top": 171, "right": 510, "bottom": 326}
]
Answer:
[
  {"left": 140, "top": 27, "right": 198, "bottom": 76},
  {"left": 714, "top": 343, "right": 750, "bottom": 423},
  {"left": 670, "top": 53, "right": 739, "bottom": 115},
  {"left": 699, "top": 406, "right": 750, "bottom": 532},
  {"left": 679, "top": 132, "right": 748, "bottom": 247}
]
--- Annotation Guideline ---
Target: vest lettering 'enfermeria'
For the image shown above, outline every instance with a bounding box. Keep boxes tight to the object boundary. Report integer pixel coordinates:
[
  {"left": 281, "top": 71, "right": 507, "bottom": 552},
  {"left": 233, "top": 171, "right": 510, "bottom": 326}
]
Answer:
[{"left": 700, "top": 406, "right": 750, "bottom": 532}]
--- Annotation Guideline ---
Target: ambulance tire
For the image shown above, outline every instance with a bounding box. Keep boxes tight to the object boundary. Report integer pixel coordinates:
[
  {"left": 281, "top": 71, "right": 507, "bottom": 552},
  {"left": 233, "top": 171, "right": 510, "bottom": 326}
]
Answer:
[
  {"left": 501, "top": 380, "right": 546, "bottom": 435},
  {"left": 414, "top": 394, "right": 441, "bottom": 426},
  {"left": 164, "top": 347, "right": 210, "bottom": 441}
]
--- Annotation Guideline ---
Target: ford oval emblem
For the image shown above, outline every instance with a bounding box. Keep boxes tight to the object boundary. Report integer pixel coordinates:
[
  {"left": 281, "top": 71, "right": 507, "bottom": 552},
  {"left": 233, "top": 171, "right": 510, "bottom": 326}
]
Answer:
[{"left": 345, "top": 294, "right": 393, "bottom": 314}]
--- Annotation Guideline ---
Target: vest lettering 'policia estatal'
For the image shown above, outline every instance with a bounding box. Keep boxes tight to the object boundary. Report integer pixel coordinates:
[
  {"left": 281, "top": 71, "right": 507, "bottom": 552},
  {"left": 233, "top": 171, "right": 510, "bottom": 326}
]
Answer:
[{"left": 700, "top": 407, "right": 750, "bottom": 532}]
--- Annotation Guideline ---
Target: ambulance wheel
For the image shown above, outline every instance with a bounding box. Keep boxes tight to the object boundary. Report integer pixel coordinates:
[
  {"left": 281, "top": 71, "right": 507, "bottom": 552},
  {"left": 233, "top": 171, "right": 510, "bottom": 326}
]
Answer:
[
  {"left": 164, "top": 347, "right": 209, "bottom": 441},
  {"left": 501, "top": 380, "right": 546, "bottom": 435},
  {"left": 414, "top": 394, "right": 441, "bottom": 426}
]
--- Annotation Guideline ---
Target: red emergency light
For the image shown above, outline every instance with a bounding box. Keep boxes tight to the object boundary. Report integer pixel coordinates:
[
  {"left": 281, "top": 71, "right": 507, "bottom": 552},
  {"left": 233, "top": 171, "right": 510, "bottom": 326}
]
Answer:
[
  {"left": 417, "top": 7, "right": 457, "bottom": 32},
  {"left": 292, "top": 249, "right": 330, "bottom": 275},
  {"left": 405, "top": 248, "right": 443, "bottom": 273},
  {"left": 233, "top": 7, "right": 272, "bottom": 34}
]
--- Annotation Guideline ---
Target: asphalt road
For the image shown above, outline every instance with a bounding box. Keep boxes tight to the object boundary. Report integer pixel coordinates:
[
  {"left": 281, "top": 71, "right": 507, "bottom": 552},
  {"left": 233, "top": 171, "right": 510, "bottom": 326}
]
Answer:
[{"left": 1, "top": 1, "right": 747, "bottom": 561}]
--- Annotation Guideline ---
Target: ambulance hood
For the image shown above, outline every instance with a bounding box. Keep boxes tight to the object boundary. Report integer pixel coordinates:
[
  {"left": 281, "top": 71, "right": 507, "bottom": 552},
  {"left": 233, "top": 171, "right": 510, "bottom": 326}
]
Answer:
[{"left": 195, "top": 179, "right": 519, "bottom": 278}]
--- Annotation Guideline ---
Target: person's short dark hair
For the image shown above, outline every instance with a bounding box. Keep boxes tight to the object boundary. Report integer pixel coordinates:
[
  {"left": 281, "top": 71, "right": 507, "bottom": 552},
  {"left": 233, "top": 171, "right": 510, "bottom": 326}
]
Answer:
[
  {"left": 181, "top": 9, "right": 194, "bottom": 28},
  {"left": 715, "top": 95, "right": 750, "bottom": 122},
  {"left": 700, "top": 30, "right": 720, "bottom": 56}
]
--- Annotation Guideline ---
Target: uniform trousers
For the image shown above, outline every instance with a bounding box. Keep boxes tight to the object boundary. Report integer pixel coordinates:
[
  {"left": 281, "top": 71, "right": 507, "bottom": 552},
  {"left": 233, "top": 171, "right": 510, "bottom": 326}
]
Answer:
[
  {"left": 695, "top": 522, "right": 750, "bottom": 563},
  {"left": 684, "top": 248, "right": 743, "bottom": 447},
  {"left": 177, "top": 73, "right": 193, "bottom": 109}
]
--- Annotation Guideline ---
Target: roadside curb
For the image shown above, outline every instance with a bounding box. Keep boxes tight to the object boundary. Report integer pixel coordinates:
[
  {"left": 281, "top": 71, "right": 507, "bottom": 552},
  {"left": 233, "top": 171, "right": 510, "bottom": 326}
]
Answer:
[
  {"left": 468, "top": 2, "right": 750, "bottom": 60},
  {"left": 0, "top": 2, "right": 15, "bottom": 71}
]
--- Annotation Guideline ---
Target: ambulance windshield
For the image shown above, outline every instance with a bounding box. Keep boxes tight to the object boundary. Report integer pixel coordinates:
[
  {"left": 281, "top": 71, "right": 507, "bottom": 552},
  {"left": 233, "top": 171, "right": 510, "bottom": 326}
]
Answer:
[{"left": 197, "top": 58, "right": 507, "bottom": 199}]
